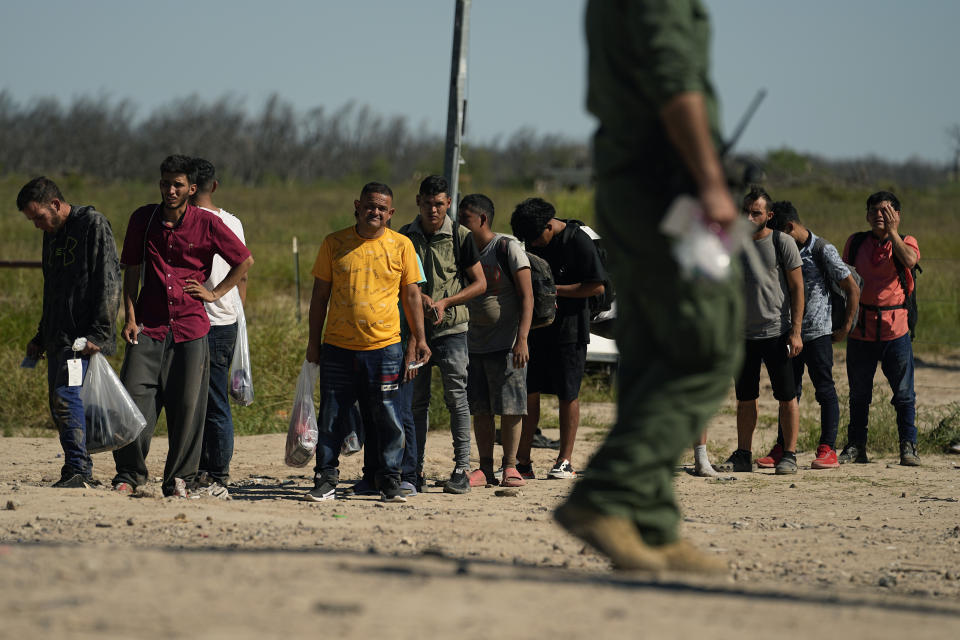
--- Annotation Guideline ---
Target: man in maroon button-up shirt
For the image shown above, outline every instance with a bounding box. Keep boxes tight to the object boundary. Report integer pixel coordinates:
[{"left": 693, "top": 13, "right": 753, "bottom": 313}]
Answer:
[{"left": 111, "top": 155, "right": 253, "bottom": 497}]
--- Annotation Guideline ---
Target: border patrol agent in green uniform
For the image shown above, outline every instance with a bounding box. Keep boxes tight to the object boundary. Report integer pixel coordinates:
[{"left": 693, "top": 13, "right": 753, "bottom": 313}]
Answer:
[{"left": 555, "top": 0, "right": 744, "bottom": 573}]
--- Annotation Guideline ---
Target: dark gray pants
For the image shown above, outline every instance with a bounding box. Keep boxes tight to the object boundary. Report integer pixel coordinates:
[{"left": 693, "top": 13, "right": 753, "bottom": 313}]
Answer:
[{"left": 112, "top": 332, "right": 210, "bottom": 495}]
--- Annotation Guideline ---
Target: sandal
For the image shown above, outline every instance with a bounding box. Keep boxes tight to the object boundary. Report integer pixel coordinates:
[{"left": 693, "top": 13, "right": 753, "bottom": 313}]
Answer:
[{"left": 499, "top": 467, "right": 526, "bottom": 488}]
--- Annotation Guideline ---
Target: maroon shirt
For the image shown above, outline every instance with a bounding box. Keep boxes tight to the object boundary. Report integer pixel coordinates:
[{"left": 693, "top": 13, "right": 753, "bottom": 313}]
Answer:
[{"left": 120, "top": 204, "right": 251, "bottom": 343}]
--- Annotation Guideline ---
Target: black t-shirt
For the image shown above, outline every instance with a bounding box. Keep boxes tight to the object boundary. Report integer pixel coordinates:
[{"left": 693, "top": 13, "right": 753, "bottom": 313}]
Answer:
[{"left": 529, "top": 220, "right": 605, "bottom": 344}]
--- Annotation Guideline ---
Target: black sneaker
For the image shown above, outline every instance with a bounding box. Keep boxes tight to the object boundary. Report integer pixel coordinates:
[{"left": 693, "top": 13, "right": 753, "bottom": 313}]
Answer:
[
  {"left": 380, "top": 477, "right": 408, "bottom": 503},
  {"left": 774, "top": 452, "right": 798, "bottom": 475},
  {"left": 443, "top": 468, "right": 471, "bottom": 494},
  {"left": 306, "top": 472, "right": 338, "bottom": 502},
  {"left": 52, "top": 473, "right": 91, "bottom": 488},
  {"left": 516, "top": 462, "right": 535, "bottom": 480},
  {"left": 899, "top": 441, "right": 921, "bottom": 466},
  {"left": 716, "top": 449, "right": 753, "bottom": 473},
  {"left": 343, "top": 477, "right": 378, "bottom": 496},
  {"left": 531, "top": 431, "right": 561, "bottom": 450},
  {"left": 547, "top": 459, "right": 577, "bottom": 479},
  {"left": 838, "top": 442, "right": 868, "bottom": 464}
]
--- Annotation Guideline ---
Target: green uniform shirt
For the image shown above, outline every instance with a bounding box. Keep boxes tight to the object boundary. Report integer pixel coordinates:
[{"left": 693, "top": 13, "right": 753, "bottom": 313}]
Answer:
[{"left": 585, "top": 0, "right": 722, "bottom": 192}]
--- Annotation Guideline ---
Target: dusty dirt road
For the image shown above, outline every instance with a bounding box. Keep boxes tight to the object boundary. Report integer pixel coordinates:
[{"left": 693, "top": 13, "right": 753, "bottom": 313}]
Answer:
[{"left": 2, "top": 354, "right": 960, "bottom": 639}]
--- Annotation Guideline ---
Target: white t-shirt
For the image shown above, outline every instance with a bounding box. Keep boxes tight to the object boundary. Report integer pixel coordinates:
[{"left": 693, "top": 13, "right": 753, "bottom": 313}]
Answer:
[{"left": 202, "top": 207, "right": 246, "bottom": 326}]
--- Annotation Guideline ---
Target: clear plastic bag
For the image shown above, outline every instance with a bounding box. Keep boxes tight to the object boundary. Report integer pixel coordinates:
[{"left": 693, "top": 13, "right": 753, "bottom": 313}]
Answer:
[
  {"left": 229, "top": 301, "right": 254, "bottom": 406},
  {"left": 340, "top": 403, "right": 364, "bottom": 456},
  {"left": 341, "top": 428, "right": 361, "bottom": 456},
  {"left": 285, "top": 360, "right": 320, "bottom": 467},
  {"left": 80, "top": 352, "right": 148, "bottom": 454}
]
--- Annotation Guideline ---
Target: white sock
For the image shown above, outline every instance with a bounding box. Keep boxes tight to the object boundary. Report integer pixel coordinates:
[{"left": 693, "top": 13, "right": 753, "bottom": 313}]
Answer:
[{"left": 694, "top": 445, "right": 717, "bottom": 477}]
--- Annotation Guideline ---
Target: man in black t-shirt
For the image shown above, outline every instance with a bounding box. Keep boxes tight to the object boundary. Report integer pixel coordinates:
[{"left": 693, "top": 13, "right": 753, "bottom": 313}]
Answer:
[{"left": 511, "top": 198, "right": 606, "bottom": 480}]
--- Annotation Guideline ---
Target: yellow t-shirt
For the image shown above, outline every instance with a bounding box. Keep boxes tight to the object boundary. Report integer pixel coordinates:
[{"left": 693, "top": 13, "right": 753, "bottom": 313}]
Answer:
[{"left": 312, "top": 227, "right": 419, "bottom": 350}]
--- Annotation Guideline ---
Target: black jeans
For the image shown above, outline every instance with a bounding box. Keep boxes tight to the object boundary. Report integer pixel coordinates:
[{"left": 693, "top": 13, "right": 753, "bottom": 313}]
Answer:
[
  {"left": 775, "top": 334, "right": 839, "bottom": 448},
  {"left": 113, "top": 333, "right": 209, "bottom": 495}
]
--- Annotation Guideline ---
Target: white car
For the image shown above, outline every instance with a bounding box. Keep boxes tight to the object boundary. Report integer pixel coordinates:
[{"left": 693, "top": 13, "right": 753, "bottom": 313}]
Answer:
[{"left": 586, "top": 333, "right": 618, "bottom": 364}]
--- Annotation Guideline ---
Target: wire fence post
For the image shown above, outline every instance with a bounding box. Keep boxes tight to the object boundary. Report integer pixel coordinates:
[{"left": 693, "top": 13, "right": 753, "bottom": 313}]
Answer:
[{"left": 293, "top": 236, "right": 301, "bottom": 323}]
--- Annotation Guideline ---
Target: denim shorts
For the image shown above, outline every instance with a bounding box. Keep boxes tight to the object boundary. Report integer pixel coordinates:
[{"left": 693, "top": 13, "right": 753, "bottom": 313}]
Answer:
[{"left": 467, "top": 350, "right": 528, "bottom": 416}]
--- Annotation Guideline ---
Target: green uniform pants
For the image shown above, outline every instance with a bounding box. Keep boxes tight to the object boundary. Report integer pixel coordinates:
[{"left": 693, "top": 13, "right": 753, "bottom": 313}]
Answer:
[{"left": 565, "top": 177, "right": 743, "bottom": 546}]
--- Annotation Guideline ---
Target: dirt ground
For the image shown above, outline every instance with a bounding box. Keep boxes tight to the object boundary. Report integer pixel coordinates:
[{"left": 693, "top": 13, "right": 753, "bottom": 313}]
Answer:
[{"left": 2, "top": 353, "right": 960, "bottom": 639}]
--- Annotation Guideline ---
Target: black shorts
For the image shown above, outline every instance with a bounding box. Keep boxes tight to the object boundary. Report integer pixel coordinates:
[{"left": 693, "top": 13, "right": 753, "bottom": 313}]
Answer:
[
  {"left": 734, "top": 334, "right": 797, "bottom": 402},
  {"left": 527, "top": 334, "right": 587, "bottom": 402}
]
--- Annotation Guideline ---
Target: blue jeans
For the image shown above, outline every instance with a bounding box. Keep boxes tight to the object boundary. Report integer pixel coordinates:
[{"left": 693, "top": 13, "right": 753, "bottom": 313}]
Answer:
[
  {"left": 846, "top": 334, "right": 916, "bottom": 444},
  {"left": 314, "top": 343, "right": 405, "bottom": 486},
  {"left": 412, "top": 331, "right": 471, "bottom": 471},
  {"left": 776, "top": 334, "right": 840, "bottom": 448},
  {"left": 362, "top": 373, "right": 417, "bottom": 484},
  {"left": 200, "top": 322, "right": 238, "bottom": 484},
  {"left": 47, "top": 348, "right": 91, "bottom": 477}
]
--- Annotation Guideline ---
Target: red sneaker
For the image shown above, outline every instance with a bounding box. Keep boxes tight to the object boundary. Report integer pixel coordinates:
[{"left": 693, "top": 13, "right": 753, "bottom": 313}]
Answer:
[
  {"left": 756, "top": 443, "right": 783, "bottom": 468},
  {"left": 811, "top": 444, "right": 839, "bottom": 469}
]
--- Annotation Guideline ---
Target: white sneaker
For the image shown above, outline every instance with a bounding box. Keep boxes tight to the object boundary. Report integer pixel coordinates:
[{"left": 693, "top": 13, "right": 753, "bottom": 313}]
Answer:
[
  {"left": 547, "top": 459, "right": 577, "bottom": 479},
  {"left": 694, "top": 461, "right": 719, "bottom": 477},
  {"left": 169, "top": 477, "right": 188, "bottom": 498},
  {"left": 206, "top": 483, "right": 232, "bottom": 500}
]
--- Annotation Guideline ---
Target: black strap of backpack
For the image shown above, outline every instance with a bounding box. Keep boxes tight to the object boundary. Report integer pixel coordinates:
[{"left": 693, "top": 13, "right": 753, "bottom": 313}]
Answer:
[
  {"left": 495, "top": 236, "right": 517, "bottom": 289},
  {"left": 811, "top": 236, "right": 832, "bottom": 283},
  {"left": 138, "top": 205, "right": 160, "bottom": 294},
  {"left": 771, "top": 229, "right": 789, "bottom": 281},
  {"left": 451, "top": 218, "right": 465, "bottom": 289}
]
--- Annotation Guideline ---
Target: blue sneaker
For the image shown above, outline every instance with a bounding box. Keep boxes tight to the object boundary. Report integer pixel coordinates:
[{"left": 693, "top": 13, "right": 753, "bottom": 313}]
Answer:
[{"left": 399, "top": 480, "right": 417, "bottom": 497}]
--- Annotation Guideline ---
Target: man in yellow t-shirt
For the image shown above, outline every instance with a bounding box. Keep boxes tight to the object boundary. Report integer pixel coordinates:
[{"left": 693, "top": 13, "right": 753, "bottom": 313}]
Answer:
[{"left": 305, "top": 182, "right": 431, "bottom": 503}]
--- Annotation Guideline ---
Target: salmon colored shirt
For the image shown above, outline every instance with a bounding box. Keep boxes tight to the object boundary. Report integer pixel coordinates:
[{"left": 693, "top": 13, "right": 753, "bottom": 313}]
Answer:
[
  {"left": 312, "top": 226, "right": 419, "bottom": 351},
  {"left": 843, "top": 232, "right": 919, "bottom": 342}
]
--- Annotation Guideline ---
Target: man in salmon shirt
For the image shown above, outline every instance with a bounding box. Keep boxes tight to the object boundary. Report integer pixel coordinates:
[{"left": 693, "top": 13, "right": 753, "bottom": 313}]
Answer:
[
  {"left": 839, "top": 191, "right": 921, "bottom": 466},
  {"left": 112, "top": 155, "right": 254, "bottom": 497}
]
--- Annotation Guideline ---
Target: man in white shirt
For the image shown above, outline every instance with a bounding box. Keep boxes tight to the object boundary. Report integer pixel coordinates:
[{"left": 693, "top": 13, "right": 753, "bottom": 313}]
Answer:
[{"left": 190, "top": 158, "right": 247, "bottom": 496}]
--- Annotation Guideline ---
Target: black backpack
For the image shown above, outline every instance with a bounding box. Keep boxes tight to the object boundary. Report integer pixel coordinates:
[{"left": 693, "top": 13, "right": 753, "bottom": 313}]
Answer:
[
  {"left": 847, "top": 231, "right": 921, "bottom": 340},
  {"left": 810, "top": 236, "right": 864, "bottom": 334},
  {"left": 494, "top": 235, "right": 556, "bottom": 329},
  {"left": 564, "top": 220, "right": 616, "bottom": 338}
]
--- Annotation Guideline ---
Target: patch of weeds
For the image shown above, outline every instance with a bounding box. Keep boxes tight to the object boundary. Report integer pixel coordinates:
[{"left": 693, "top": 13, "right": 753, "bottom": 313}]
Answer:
[
  {"left": 579, "top": 414, "right": 612, "bottom": 430},
  {"left": 796, "top": 385, "right": 959, "bottom": 456},
  {"left": 579, "top": 369, "right": 616, "bottom": 403},
  {"left": 757, "top": 414, "right": 778, "bottom": 430},
  {"left": 920, "top": 402, "right": 960, "bottom": 453}
]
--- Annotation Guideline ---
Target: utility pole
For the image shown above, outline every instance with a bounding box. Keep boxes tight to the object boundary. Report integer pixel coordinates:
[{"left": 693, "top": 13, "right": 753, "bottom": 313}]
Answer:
[{"left": 443, "top": 0, "right": 471, "bottom": 219}]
